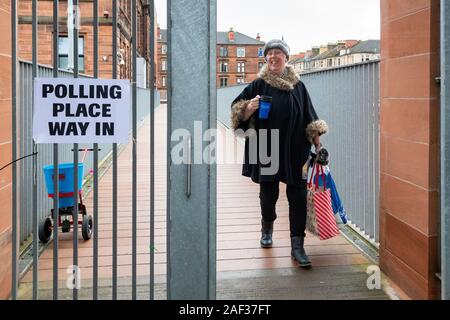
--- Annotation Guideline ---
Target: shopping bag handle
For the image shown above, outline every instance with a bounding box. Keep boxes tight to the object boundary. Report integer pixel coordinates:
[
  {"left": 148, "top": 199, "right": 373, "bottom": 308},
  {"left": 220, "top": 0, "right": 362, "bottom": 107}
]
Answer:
[
  {"left": 308, "top": 163, "right": 327, "bottom": 190},
  {"left": 308, "top": 162, "right": 316, "bottom": 187},
  {"left": 316, "top": 164, "right": 327, "bottom": 189}
]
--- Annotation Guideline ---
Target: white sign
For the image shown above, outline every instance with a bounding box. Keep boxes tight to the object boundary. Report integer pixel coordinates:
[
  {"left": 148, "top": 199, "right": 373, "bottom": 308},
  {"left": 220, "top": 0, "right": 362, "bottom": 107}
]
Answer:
[{"left": 33, "top": 78, "right": 131, "bottom": 143}]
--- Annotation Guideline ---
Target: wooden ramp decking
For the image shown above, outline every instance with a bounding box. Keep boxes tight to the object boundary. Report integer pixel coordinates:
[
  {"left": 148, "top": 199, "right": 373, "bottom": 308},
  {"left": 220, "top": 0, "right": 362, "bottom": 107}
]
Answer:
[{"left": 19, "top": 104, "right": 390, "bottom": 300}]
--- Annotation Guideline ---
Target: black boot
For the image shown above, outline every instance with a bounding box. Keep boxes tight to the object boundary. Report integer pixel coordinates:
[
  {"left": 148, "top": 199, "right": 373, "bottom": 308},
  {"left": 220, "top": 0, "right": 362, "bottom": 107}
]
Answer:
[
  {"left": 291, "top": 236, "right": 311, "bottom": 268},
  {"left": 260, "top": 220, "right": 273, "bottom": 248}
]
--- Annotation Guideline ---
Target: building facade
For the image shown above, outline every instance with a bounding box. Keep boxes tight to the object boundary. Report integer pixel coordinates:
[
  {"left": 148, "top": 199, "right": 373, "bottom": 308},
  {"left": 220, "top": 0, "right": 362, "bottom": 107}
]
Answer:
[
  {"left": 216, "top": 29, "right": 266, "bottom": 87},
  {"left": 155, "top": 28, "right": 266, "bottom": 90},
  {"left": 156, "top": 26, "right": 167, "bottom": 100},
  {"left": 290, "top": 40, "right": 379, "bottom": 74},
  {"left": 18, "top": 0, "right": 155, "bottom": 87}
]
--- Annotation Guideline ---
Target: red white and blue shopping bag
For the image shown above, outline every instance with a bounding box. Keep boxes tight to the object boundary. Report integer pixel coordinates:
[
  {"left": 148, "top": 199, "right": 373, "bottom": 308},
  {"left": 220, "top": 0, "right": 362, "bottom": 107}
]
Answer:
[{"left": 306, "top": 163, "right": 340, "bottom": 240}]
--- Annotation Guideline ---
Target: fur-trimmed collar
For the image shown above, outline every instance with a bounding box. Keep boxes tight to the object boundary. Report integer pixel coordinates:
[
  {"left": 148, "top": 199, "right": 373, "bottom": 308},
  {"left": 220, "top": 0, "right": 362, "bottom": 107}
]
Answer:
[{"left": 257, "top": 64, "right": 300, "bottom": 91}]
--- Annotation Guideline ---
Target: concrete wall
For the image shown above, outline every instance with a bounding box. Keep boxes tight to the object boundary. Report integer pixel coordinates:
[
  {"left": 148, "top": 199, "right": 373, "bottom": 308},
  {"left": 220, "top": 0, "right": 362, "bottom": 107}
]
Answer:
[{"left": 380, "top": 0, "right": 441, "bottom": 299}]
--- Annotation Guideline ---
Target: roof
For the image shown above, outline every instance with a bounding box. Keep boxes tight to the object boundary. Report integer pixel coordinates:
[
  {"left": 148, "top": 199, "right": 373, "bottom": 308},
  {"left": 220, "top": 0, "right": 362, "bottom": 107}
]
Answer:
[
  {"left": 312, "top": 46, "right": 343, "bottom": 60},
  {"left": 217, "top": 31, "right": 265, "bottom": 45},
  {"left": 288, "top": 57, "right": 303, "bottom": 65},
  {"left": 158, "top": 29, "right": 167, "bottom": 42},
  {"left": 349, "top": 40, "right": 380, "bottom": 54},
  {"left": 158, "top": 29, "right": 264, "bottom": 45}
]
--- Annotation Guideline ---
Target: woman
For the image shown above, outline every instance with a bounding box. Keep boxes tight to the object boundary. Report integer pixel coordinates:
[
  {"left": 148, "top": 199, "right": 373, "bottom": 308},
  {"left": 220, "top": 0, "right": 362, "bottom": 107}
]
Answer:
[{"left": 230, "top": 39, "right": 328, "bottom": 268}]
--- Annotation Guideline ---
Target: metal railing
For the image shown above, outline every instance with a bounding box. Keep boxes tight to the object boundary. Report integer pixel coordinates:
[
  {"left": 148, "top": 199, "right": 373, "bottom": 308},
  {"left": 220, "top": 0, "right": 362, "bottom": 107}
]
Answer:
[
  {"left": 217, "top": 85, "right": 247, "bottom": 128},
  {"left": 17, "top": 60, "right": 159, "bottom": 246},
  {"left": 217, "top": 60, "right": 380, "bottom": 244},
  {"left": 301, "top": 61, "right": 380, "bottom": 244}
]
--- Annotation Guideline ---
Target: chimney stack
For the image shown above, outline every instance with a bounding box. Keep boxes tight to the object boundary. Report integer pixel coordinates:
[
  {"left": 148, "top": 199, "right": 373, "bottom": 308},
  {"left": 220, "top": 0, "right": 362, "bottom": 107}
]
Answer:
[
  {"left": 256, "top": 33, "right": 261, "bottom": 41},
  {"left": 228, "top": 27, "right": 235, "bottom": 42}
]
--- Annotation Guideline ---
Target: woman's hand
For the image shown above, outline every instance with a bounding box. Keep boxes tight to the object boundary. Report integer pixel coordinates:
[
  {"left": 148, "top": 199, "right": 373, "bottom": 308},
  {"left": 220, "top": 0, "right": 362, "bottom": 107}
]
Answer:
[
  {"left": 313, "top": 135, "right": 322, "bottom": 151},
  {"left": 241, "top": 95, "right": 260, "bottom": 121}
]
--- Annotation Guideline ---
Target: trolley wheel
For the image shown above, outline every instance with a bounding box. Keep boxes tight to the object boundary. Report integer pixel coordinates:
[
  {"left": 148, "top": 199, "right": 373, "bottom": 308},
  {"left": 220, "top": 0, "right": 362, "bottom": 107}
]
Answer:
[
  {"left": 39, "top": 217, "right": 53, "bottom": 243},
  {"left": 61, "top": 219, "right": 71, "bottom": 233},
  {"left": 81, "top": 215, "right": 93, "bottom": 240}
]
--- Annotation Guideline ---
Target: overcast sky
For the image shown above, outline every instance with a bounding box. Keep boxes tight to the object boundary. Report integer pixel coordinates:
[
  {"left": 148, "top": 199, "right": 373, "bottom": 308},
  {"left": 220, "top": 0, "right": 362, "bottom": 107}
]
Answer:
[{"left": 155, "top": 0, "right": 380, "bottom": 54}]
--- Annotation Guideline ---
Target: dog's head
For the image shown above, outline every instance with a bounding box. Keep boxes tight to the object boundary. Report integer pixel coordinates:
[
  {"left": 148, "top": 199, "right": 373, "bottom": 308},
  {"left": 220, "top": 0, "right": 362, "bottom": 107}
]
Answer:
[{"left": 316, "top": 148, "right": 329, "bottom": 165}]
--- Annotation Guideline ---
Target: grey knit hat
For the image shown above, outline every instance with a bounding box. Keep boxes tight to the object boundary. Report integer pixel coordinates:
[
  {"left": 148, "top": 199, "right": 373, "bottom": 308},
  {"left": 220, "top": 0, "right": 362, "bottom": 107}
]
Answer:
[{"left": 263, "top": 39, "right": 290, "bottom": 59}]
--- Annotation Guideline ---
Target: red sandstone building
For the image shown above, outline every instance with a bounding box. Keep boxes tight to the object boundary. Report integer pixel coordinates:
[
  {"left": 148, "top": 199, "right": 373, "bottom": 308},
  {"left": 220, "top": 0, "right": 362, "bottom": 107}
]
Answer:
[
  {"left": 18, "top": 0, "right": 156, "bottom": 87},
  {"left": 156, "top": 26, "right": 167, "bottom": 99},
  {"left": 216, "top": 28, "right": 266, "bottom": 87}
]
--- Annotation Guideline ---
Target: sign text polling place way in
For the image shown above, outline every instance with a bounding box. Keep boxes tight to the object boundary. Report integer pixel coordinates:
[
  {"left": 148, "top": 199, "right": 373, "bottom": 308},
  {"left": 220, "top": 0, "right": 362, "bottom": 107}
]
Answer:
[{"left": 32, "top": 78, "right": 131, "bottom": 143}]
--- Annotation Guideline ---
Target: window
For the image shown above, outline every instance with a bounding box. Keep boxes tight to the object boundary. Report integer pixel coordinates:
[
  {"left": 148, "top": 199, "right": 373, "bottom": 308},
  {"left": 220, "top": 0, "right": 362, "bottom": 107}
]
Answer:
[
  {"left": 161, "top": 60, "right": 167, "bottom": 71},
  {"left": 258, "top": 47, "right": 264, "bottom": 57},
  {"left": 220, "top": 62, "right": 228, "bottom": 73},
  {"left": 328, "top": 59, "right": 332, "bottom": 67},
  {"left": 237, "top": 62, "right": 245, "bottom": 73},
  {"left": 236, "top": 77, "right": 244, "bottom": 84},
  {"left": 161, "top": 45, "right": 167, "bottom": 54},
  {"left": 162, "top": 76, "right": 166, "bottom": 87},
  {"left": 220, "top": 78, "right": 228, "bottom": 87},
  {"left": 58, "top": 36, "right": 85, "bottom": 72},
  {"left": 258, "top": 62, "right": 264, "bottom": 70},
  {"left": 237, "top": 47, "right": 246, "bottom": 57},
  {"left": 219, "top": 47, "right": 228, "bottom": 57},
  {"left": 337, "top": 58, "right": 341, "bottom": 66}
]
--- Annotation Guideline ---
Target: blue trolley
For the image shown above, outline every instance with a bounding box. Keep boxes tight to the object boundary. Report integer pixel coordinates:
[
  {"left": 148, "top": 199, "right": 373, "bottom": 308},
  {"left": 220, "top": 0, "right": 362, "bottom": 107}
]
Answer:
[{"left": 39, "top": 156, "right": 93, "bottom": 243}]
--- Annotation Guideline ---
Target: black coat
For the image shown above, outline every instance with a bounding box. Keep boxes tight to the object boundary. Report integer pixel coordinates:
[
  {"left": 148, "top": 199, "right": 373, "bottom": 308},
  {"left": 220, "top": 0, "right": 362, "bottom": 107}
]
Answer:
[{"left": 231, "top": 65, "right": 322, "bottom": 186}]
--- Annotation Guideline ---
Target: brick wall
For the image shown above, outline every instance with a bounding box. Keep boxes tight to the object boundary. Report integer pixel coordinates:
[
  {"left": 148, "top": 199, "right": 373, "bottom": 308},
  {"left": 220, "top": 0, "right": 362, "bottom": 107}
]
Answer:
[
  {"left": 0, "top": 0, "right": 12, "bottom": 300},
  {"left": 380, "top": 0, "right": 441, "bottom": 299}
]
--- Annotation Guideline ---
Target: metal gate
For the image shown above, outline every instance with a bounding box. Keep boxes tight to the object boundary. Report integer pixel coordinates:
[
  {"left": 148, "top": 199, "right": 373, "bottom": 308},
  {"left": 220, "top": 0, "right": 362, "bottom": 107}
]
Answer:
[{"left": 10, "top": 0, "right": 216, "bottom": 300}]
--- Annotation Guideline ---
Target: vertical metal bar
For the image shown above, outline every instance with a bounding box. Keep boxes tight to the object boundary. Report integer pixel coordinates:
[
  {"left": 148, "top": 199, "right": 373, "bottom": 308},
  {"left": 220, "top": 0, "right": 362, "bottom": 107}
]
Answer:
[
  {"left": 19, "top": 64, "right": 24, "bottom": 245},
  {"left": 186, "top": 137, "right": 192, "bottom": 197},
  {"left": 32, "top": 0, "right": 39, "bottom": 300},
  {"left": 355, "top": 66, "right": 360, "bottom": 229},
  {"left": 26, "top": 65, "right": 31, "bottom": 242},
  {"left": 19, "top": 64, "right": 24, "bottom": 244},
  {"left": 131, "top": 0, "right": 138, "bottom": 300},
  {"left": 52, "top": 0, "right": 59, "bottom": 300},
  {"left": 11, "top": 0, "right": 18, "bottom": 300},
  {"left": 372, "top": 62, "right": 378, "bottom": 240},
  {"left": 441, "top": 0, "right": 450, "bottom": 300},
  {"left": 208, "top": 0, "right": 217, "bottom": 298},
  {"left": 168, "top": 0, "right": 217, "bottom": 299},
  {"left": 93, "top": 0, "right": 99, "bottom": 300},
  {"left": 366, "top": 64, "right": 371, "bottom": 237},
  {"left": 374, "top": 62, "right": 380, "bottom": 243},
  {"left": 72, "top": 0, "right": 79, "bottom": 301},
  {"left": 112, "top": 0, "right": 118, "bottom": 300},
  {"left": 363, "top": 64, "right": 368, "bottom": 234},
  {"left": 352, "top": 66, "right": 357, "bottom": 225},
  {"left": 368, "top": 63, "right": 374, "bottom": 239},
  {"left": 166, "top": 0, "right": 172, "bottom": 300},
  {"left": 148, "top": 0, "right": 155, "bottom": 301}
]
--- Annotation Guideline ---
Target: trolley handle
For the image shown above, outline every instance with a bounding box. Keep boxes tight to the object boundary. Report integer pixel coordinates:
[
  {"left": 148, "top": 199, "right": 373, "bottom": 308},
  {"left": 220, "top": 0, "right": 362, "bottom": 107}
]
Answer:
[
  {"left": 186, "top": 136, "right": 192, "bottom": 198},
  {"left": 71, "top": 148, "right": 102, "bottom": 163}
]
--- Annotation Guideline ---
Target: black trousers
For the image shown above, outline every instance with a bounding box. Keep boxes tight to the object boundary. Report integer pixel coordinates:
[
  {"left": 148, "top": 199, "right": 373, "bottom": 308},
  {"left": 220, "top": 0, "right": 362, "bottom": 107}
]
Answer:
[{"left": 259, "top": 180, "right": 307, "bottom": 237}]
